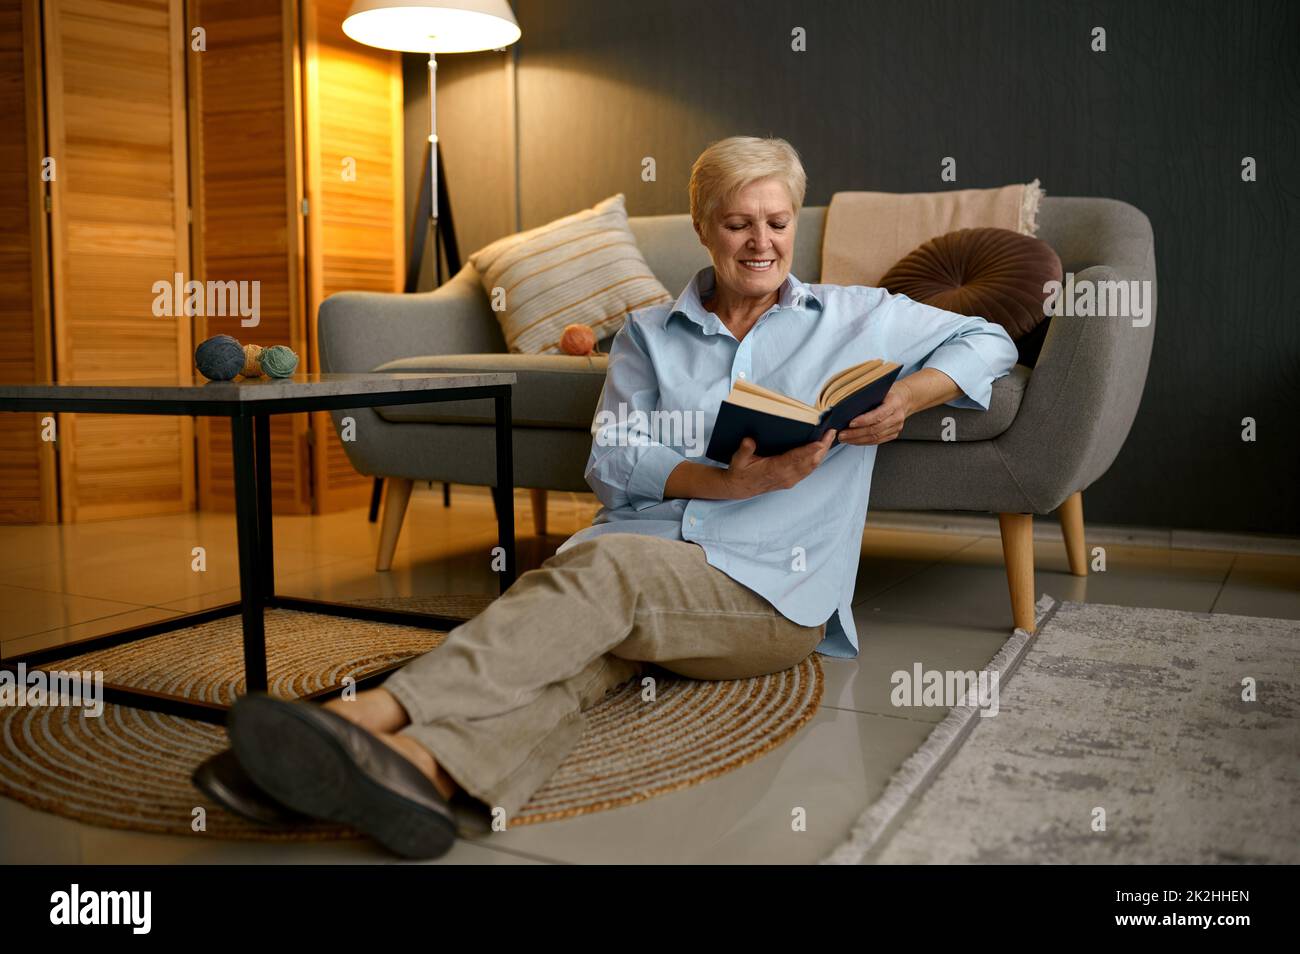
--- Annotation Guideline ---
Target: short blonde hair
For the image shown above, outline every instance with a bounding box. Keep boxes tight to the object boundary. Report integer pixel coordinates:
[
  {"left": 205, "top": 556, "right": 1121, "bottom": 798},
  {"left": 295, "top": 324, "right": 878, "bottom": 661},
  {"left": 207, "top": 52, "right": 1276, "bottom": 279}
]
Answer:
[{"left": 689, "top": 136, "right": 807, "bottom": 229}]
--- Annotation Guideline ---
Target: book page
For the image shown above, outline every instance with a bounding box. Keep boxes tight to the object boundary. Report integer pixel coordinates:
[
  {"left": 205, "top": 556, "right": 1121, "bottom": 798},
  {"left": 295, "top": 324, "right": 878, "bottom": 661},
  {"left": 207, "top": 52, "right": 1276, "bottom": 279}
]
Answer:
[
  {"left": 727, "top": 380, "right": 821, "bottom": 424},
  {"left": 732, "top": 378, "right": 818, "bottom": 413},
  {"left": 818, "top": 359, "right": 899, "bottom": 409},
  {"left": 820, "top": 359, "right": 882, "bottom": 403}
]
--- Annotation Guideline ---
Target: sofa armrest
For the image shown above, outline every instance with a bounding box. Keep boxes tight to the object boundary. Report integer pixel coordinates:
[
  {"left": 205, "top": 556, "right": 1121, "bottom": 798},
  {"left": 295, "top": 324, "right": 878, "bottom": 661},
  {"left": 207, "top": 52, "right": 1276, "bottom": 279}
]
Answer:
[
  {"left": 317, "top": 264, "right": 505, "bottom": 374},
  {"left": 997, "top": 254, "right": 1157, "bottom": 511}
]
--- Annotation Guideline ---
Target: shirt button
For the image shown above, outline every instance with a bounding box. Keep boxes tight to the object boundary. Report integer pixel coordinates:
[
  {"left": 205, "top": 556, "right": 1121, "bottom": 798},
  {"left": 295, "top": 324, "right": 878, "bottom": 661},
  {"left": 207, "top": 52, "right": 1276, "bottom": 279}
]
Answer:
[
  {"left": 689, "top": 516, "right": 697, "bottom": 527},
  {"left": 737, "top": 371, "right": 746, "bottom": 379}
]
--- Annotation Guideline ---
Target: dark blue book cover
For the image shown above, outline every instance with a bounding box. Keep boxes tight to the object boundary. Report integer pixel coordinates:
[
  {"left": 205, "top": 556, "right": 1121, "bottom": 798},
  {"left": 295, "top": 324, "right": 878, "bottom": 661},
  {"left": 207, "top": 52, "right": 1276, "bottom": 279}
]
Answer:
[{"left": 704, "top": 364, "right": 902, "bottom": 463}]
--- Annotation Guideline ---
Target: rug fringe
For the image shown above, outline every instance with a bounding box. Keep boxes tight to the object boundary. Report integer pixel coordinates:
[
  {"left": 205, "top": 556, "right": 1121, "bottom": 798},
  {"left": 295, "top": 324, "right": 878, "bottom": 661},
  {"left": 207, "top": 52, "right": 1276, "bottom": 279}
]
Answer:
[{"left": 819, "top": 593, "right": 1059, "bottom": 865}]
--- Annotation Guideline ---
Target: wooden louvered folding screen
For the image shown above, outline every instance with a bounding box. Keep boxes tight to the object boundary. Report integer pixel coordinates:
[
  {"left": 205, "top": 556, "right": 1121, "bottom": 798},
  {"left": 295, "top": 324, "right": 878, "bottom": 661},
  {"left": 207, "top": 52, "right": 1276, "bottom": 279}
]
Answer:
[
  {"left": 0, "top": 0, "right": 56, "bottom": 523},
  {"left": 0, "top": 0, "right": 406, "bottom": 524},
  {"left": 187, "top": 0, "right": 313, "bottom": 513},
  {"left": 42, "top": 0, "right": 195, "bottom": 522},
  {"left": 301, "top": 0, "right": 405, "bottom": 513}
]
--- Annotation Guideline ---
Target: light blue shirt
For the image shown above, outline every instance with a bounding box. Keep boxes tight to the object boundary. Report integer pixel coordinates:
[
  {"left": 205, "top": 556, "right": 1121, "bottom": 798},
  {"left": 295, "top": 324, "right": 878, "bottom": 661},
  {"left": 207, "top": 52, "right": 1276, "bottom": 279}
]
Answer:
[{"left": 557, "top": 266, "right": 1018, "bottom": 658}]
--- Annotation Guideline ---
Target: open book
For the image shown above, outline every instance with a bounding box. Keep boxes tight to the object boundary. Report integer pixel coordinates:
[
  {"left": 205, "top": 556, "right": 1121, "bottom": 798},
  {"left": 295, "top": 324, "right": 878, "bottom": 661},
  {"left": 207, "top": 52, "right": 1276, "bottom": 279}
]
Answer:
[{"left": 704, "top": 359, "right": 903, "bottom": 463}]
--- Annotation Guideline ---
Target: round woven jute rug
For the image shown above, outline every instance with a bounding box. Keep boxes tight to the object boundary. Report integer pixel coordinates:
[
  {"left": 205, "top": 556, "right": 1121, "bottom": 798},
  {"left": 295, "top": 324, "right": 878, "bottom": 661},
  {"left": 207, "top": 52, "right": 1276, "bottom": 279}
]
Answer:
[{"left": 0, "top": 596, "right": 822, "bottom": 839}]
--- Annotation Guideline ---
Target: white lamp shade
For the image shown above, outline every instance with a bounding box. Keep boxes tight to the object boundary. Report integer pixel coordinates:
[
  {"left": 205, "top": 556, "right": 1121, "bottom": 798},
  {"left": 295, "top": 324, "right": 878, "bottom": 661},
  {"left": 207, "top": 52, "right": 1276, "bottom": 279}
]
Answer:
[{"left": 343, "top": 0, "right": 521, "bottom": 54}]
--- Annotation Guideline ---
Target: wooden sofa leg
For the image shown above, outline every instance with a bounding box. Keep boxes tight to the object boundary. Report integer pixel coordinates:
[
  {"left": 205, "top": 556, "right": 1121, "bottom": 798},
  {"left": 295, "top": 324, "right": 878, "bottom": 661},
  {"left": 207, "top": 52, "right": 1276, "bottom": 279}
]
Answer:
[
  {"left": 376, "top": 477, "right": 413, "bottom": 572},
  {"left": 998, "top": 512, "right": 1037, "bottom": 633},
  {"left": 530, "top": 488, "right": 548, "bottom": 537},
  {"left": 1058, "top": 490, "right": 1088, "bottom": 577}
]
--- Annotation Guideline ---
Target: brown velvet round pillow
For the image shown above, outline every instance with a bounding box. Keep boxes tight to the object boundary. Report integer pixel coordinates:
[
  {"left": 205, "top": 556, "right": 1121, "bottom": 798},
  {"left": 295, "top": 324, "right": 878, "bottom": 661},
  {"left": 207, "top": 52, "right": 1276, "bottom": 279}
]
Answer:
[{"left": 880, "top": 227, "right": 1062, "bottom": 363}]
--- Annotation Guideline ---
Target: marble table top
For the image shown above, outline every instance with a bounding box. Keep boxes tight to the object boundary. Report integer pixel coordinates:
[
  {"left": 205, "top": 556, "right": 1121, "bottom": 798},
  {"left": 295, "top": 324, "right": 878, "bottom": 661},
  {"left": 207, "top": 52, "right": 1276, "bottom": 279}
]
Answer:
[{"left": 0, "top": 372, "right": 516, "bottom": 404}]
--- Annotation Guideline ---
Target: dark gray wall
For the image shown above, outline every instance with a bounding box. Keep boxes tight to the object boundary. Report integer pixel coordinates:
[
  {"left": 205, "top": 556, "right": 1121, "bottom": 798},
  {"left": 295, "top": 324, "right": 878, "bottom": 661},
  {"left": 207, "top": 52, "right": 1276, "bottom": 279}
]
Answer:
[{"left": 413, "top": 0, "right": 1300, "bottom": 536}]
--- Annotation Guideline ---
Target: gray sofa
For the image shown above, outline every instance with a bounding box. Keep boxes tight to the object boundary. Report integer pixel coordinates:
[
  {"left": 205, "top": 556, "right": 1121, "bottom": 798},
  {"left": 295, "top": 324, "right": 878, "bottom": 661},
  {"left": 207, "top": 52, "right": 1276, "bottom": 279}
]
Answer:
[{"left": 318, "top": 197, "right": 1156, "bottom": 632}]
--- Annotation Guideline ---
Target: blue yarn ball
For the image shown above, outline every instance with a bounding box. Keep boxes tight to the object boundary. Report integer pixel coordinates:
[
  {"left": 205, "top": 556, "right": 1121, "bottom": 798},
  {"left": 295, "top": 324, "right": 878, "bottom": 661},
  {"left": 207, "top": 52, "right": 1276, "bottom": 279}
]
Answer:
[{"left": 195, "top": 334, "right": 245, "bottom": 381}]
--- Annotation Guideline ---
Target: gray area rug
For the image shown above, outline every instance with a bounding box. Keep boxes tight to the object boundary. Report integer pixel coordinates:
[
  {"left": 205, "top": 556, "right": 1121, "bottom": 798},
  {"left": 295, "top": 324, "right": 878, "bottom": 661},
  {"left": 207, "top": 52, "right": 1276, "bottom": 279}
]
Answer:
[{"left": 828, "top": 598, "right": 1300, "bottom": 864}]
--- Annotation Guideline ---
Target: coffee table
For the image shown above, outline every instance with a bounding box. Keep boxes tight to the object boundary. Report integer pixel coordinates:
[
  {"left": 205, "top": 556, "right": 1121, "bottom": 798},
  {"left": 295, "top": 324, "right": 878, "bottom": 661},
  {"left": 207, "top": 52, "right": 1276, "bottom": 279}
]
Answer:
[{"left": 0, "top": 372, "right": 516, "bottom": 724}]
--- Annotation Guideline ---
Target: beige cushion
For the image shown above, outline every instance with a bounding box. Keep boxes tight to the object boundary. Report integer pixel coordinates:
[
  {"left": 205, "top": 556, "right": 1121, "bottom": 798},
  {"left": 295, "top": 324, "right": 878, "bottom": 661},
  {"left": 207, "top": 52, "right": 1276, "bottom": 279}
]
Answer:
[
  {"left": 468, "top": 194, "right": 672, "bottom": 354},
  {"left": 374, "top": 353, "right": 608, "bottom": 429},
  {"left": 821, "top": 182, "right": 1043, "bottom": 287}
]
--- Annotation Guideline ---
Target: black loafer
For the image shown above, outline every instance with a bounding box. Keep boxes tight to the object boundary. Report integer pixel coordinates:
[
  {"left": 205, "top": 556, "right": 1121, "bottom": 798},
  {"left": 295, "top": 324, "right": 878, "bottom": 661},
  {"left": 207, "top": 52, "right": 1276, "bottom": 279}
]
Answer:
[
  {"left": 192, "top": 748, "right": 307, "bottom": 826},
  {"left": 227, "top": 694, "right": 458, "bottom": 859},
  {"left": 195, "top": 745, "right": 492, "bottom": 837}
]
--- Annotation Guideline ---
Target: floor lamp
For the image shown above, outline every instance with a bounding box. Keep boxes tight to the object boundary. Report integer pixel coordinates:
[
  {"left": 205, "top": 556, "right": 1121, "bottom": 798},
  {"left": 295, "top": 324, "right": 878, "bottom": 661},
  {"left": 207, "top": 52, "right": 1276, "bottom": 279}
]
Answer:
[{"left": 342, "top": 0, "right": 522, "bottom": 521}]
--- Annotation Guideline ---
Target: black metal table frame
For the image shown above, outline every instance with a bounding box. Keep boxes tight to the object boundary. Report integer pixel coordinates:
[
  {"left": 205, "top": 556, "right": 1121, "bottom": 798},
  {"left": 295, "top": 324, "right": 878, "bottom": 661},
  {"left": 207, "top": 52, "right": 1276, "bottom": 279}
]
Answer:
[{"left": 0, "top": 384, "right": 515, "bottom": 725}]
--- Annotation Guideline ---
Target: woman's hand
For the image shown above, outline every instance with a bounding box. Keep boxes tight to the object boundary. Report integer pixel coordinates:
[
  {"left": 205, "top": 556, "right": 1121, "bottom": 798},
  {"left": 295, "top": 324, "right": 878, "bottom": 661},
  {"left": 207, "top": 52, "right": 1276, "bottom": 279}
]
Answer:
[
  {"left": 721, "top": 429, "right": 837, "bottom": 499},
  {"left": 839, "top": 380, "right": 914, "bottom": 446},
  {"left": 665, "top": 370, "right": 963, "bottom": 501}
]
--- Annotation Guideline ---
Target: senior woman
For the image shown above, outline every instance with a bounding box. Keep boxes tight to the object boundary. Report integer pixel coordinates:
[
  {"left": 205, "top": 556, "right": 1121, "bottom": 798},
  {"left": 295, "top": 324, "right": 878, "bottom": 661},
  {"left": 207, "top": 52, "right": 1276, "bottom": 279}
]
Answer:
[{"left": 216, "top": 136, "right": 1018, "bottom": 858}]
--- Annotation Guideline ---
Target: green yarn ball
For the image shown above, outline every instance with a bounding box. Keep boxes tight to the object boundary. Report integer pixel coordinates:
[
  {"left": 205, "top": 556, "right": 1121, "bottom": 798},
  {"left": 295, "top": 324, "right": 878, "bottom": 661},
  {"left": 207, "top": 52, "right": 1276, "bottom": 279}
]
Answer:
[
  {"left": 194, "top": 334, "right": 244, "bottom": 381},
  {"left": 259, "top": 344, "right": 299, "bottom": 378}
]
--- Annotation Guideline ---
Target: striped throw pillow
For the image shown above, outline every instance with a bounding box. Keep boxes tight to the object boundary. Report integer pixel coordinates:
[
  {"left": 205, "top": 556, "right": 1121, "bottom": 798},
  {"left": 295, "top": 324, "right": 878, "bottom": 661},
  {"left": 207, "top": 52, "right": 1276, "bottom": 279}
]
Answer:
[{"left": 468, "top": 194, "right": 672, "bottom": 354}]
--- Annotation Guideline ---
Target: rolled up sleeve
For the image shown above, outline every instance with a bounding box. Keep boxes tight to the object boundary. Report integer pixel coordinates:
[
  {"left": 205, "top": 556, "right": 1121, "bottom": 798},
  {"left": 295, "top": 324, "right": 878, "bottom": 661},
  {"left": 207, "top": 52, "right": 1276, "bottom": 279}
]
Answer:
[
  {"left": 878, "top": 292, "right": 1019, "bottom": 411},
  {"left": 585, "top": 317, "right": 687, "bottom": 511}
]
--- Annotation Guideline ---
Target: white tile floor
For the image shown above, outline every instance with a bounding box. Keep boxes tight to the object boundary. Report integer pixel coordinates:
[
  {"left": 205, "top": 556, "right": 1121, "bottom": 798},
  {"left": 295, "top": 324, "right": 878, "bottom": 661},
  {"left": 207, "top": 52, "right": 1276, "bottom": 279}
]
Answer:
[{"left": 1, "top": 485, "right": 1296, "bottom": 863}]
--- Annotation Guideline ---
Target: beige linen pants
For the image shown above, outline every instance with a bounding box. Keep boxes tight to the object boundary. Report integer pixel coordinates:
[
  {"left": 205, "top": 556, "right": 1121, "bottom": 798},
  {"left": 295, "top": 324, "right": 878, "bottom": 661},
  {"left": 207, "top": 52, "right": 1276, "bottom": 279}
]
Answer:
[{"left": 382, "top": 533, "right": 826, "bottom": 821}]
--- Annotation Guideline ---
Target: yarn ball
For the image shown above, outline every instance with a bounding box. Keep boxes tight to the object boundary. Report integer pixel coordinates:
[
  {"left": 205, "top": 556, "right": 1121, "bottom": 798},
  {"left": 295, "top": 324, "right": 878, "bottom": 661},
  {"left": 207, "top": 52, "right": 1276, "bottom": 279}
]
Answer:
[
  {"left": 259, "top": 344, "right": 299, "bottom": 378},
  {"left": 559, "top": 323, "right": 598, "bottom": 356},
  {"left": 240, "top": 343, "right": 264, "bottom": 377},
  {"left": 194, "top": 335, "right": 245, "bottom": 381}
]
